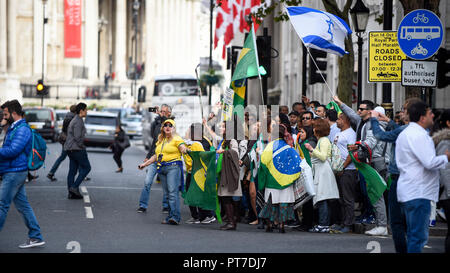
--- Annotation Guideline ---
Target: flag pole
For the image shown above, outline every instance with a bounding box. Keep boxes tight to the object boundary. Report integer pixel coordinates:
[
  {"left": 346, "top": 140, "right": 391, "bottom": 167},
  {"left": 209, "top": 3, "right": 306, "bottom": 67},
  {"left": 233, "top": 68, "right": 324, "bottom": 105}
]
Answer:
[
  {"left": 284, "top": 5, "right": 336, "bottom": 99},
  {"left": 251, "top": 23, "right": 265, "bottom": 105}
]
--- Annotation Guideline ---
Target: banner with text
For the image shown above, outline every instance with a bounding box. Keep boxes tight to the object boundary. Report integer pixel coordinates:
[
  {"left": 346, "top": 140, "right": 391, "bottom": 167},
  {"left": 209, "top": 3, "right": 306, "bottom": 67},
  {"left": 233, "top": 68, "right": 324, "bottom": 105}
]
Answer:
[
  {"left": 64, "top": 0, "right": 82, "bottom": 58},
  {"left": 368, "top": 31, "right": 406, "bottom": 82}
]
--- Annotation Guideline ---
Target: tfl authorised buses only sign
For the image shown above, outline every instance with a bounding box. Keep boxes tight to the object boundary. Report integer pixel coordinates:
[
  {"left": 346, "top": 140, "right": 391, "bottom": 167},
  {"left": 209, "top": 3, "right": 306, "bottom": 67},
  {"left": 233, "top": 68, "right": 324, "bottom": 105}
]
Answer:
[{"left": 368, "top": 31, "right": 406, "bottom": 82}]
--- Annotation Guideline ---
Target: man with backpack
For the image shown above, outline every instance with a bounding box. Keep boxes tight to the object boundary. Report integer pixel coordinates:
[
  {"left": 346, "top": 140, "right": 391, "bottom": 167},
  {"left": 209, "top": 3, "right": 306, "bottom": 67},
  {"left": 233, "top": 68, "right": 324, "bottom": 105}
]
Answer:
[
  {"left": 64, "top": 103, "right": 91, "bottom": 199},
  {"left": 47, "top": 105, "right": 76, "bottom": 181},
  {"left": 0, "top": 100, "right": 45, "bottom": 248}
]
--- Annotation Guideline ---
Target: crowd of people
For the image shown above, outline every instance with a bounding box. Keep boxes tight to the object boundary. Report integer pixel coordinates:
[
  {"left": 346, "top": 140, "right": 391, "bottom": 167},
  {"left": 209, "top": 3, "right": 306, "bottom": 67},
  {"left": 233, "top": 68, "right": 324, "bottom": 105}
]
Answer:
[{"left": 0, "top": 96, "right": 449, "bottom": 253}]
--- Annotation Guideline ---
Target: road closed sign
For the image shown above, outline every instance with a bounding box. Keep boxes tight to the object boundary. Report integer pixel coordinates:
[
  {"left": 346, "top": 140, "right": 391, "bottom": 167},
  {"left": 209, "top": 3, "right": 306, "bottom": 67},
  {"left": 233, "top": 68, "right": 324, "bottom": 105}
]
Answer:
[
  {"left": 401, "top": 60, "right": 437, "bottom": 87},
  {"left": 368, "top": 31, "right": 406, "bottom": 82}
]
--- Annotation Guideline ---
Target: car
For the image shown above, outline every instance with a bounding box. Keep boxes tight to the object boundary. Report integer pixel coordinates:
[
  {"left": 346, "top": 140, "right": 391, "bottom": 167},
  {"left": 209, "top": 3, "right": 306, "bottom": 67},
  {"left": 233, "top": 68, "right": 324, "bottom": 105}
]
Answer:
[
  {"left": 55, "top": 109, "right": 69, "bottom": 136},
  {"left": 84, "top": 111, "right": 119, "bottom": 148},
  {"left": 101, "top": 107, "right": 136, "bottom": 124},
  {"left": 141, "top": 108, "right": 156, "bottom": 150},
  {"left": 121, "top": 114, "right": 143, "bottom": 139},
  {"left": 24, "top": 107, "right": 58, "bottom": 142}
]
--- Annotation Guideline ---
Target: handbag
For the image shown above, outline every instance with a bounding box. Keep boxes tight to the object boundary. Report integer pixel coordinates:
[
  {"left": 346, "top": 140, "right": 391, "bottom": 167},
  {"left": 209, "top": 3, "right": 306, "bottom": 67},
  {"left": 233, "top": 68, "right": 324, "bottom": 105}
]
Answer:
[
  {"left": 328, "top": 143, "right": 345, "bottom": 173},
  {"left": 293, "top": 160, "right": 315, "bottom": 209},
  {"left": 118, "top": 134, "right": 131, "bottom": 149},
  {"left": 58, "top": 132, "right": 67, "bottom": 144}
]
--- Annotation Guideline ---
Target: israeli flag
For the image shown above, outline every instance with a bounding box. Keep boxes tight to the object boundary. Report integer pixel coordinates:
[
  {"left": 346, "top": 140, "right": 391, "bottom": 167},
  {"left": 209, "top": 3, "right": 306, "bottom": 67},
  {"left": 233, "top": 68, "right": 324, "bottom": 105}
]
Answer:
[{"left": 286, "top": 6, "right": 352, "bottom": 57}]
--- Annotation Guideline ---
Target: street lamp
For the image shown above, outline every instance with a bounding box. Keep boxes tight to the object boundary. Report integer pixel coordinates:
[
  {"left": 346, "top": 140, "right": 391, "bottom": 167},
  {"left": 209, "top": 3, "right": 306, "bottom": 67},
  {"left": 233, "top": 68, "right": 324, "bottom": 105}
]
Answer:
[
  {"left": 350, "top": 0, "right": 370, "bottom": 107},
  {"left": 133, "top": 0, "right": 140, "bottom": 104},
  {"left": 40, "top": 0, "right": 48, "bottom": 106}
]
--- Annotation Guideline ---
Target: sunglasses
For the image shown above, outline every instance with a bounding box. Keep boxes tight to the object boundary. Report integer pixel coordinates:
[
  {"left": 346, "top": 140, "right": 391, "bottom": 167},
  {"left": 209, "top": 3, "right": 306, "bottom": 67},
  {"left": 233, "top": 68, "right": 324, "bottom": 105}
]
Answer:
[
  {"left": 163, "top": 123, "right": 173, "bottom": 128},
  {"left": 358, "top": 107, "right": 369, "bottom": 111},
  {"left": 302, "top": 117, "right": 312, "bottom": 120}
]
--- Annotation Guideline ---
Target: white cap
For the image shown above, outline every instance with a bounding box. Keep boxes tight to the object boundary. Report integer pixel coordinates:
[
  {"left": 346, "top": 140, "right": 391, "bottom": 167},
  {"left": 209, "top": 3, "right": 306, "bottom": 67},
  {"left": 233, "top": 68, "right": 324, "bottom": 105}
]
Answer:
[{"left": 374, "top": 106, "right": 385, "bottom": 116}]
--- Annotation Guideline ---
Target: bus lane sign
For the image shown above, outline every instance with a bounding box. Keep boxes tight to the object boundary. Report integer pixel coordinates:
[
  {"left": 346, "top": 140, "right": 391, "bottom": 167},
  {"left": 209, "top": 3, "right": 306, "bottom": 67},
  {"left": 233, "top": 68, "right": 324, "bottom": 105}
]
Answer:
[{"left": 368, "top": 31, "right": 406, "bottom": 82}]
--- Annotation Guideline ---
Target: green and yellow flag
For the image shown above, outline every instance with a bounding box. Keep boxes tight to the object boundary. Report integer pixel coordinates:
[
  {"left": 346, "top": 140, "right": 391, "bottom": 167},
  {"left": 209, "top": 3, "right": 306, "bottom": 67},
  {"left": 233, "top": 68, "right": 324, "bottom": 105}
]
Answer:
[
  {"left": 349, "top": 150, "right": 387, "bottom": 205},
  {"left": 184, "top": 151, "right": 217, "bottom": 211}
]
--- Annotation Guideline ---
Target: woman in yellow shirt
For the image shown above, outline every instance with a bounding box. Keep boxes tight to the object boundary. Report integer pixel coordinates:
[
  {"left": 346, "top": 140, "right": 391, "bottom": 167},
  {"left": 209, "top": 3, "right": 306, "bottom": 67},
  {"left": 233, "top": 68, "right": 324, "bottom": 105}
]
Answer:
[{"left": 139, "top": 119, "right": 189, "bottom": 225}]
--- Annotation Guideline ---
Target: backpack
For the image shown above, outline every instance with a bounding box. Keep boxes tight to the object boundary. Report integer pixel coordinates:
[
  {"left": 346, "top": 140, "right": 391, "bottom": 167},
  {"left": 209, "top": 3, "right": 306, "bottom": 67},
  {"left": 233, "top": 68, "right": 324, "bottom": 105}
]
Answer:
[
  {"left": 329, "top": 142, "right": 344, "bottom": 173},
  {"left": 10, "top": 123, "right": 47, "bottom": 171}
]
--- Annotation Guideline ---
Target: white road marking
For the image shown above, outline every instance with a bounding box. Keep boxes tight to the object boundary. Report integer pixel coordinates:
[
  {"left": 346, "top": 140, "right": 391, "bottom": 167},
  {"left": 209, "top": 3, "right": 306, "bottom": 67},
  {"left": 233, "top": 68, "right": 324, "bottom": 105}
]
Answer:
[
  {"left": 84, "top": 207, "right": 94, "bottom": 219},
  {"left": 83, "top": 194, "right": 90, "bottom": 204},
  {"left": 80, "top": 186, "right": 88, "bottom": 194}
]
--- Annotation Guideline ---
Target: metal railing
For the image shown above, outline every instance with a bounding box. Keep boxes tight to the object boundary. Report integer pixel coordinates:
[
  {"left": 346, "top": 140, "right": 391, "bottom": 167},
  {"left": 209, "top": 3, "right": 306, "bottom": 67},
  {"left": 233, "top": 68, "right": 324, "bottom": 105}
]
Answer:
[{"left": 21, "top": 83, "right": 123, "bottom": 100}]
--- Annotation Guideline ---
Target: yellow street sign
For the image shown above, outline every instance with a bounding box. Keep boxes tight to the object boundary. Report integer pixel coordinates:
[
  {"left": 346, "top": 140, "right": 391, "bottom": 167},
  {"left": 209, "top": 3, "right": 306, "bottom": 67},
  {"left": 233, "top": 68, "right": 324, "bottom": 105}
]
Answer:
[{"left": 368, "top": 31, "right": 406, "bottom": 82}]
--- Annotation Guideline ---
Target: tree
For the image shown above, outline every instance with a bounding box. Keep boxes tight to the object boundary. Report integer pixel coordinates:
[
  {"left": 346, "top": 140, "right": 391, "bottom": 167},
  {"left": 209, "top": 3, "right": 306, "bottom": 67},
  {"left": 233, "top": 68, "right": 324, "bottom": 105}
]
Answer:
[{"left": 398, "top": 0, "right": 441, "bottom": 99}]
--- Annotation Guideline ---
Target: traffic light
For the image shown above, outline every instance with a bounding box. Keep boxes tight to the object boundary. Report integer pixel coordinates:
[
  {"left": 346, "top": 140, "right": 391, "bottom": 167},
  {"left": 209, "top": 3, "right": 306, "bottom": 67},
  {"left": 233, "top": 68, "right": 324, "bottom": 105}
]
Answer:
[
  {"left": 436, "top": 48, "right": 450, "bottom": 89},
  {"left": 256, "top": 32, "right": 272, "bottom": 78},
  {"left": 137, "top": 85, "right": 147, "bottom": 103},
  {"left": 309, "top": 48, "right": 327, "bottom": 84},
  {"left": 36, "top": 79, "right": 49, "bottom": 96}
]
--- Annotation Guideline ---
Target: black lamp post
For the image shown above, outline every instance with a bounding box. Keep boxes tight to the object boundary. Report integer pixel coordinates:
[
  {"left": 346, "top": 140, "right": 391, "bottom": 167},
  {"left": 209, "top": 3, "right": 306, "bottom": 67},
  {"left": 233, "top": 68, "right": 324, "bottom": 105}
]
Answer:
[
  {"left": 133, "top": 0, "right": 140, "bottom": 104},
  {"left": 350, "top": 0, "right": 370, "bottom": 107}
]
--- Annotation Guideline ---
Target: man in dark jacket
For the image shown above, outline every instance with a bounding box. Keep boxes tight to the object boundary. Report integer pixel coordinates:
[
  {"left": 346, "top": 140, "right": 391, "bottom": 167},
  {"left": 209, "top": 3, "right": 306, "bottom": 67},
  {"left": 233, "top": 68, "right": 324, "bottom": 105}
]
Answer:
[
  {"left": 64, "top": 103, "right": 91, "bottom": 199},
  {"left": 0, "top": 100, "right": 45, "bottom": 248},
  {"left": 47, "top": 105, "right": 77, "bottom": 181}
]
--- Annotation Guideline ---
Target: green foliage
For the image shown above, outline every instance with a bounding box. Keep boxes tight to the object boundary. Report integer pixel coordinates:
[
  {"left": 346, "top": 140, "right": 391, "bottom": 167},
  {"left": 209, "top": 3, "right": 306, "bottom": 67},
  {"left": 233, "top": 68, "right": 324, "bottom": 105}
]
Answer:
[{"left": 249, "top": 0, "right": 303, "bottom": 23}]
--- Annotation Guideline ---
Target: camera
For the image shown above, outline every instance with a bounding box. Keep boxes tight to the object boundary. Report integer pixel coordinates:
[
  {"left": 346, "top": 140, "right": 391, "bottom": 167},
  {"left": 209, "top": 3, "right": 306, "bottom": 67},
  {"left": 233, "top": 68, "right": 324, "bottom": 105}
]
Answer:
[{"left": 148, "top": 107, "right": 157, "bottom": 113}]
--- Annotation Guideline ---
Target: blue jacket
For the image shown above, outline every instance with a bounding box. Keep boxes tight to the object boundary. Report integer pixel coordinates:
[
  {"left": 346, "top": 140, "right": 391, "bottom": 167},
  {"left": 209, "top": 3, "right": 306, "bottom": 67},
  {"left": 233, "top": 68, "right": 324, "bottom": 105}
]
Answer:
[
  {"left": 0, "top": 119, "right": 32, "bottom": 175},
  {"left": 370, "top": 118, "right": 408, "bottom": 175}
]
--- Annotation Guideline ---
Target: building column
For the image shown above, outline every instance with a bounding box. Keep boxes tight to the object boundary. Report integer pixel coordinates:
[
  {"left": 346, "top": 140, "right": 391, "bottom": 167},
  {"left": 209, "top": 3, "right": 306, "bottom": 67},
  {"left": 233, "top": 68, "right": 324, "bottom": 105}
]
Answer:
[
  {"left": 114, "top": 0, "right": 127, "bottom": 82},
  {"left": 85, "top": 0, "right": 99, "bottom": 80},
  {"left": 7, "top": 0, "right": 16, "bottom": 73},
  {"left": 0, "top": 0, "right": 7, "bottom": 73},
  {"left": 144, "top": 0, "right": 154, "bottom": 82}
]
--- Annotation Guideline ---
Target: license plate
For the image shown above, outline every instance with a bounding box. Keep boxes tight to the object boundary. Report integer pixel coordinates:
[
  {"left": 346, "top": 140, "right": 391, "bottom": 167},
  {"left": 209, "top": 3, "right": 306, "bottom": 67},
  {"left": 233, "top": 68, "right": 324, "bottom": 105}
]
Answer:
[
  {"left": 30, "top": 125, "right": 37, "bottom": 129},
  {"left": 96, "top": 130, "right": 107, "bottom": 133}
]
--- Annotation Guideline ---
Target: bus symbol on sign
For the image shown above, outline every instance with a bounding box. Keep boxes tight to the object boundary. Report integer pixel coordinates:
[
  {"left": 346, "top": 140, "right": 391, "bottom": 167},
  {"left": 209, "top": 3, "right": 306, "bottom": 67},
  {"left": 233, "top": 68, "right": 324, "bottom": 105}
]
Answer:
[{"left": 397, "top": 9, "right": 443, "bottom": 60}]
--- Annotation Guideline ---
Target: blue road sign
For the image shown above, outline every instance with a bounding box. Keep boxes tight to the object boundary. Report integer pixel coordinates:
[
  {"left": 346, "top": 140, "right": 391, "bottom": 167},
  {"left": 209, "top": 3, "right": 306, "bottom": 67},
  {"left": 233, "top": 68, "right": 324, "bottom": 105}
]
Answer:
[{"left": 397, "top": 9, "right": 443, "bottom": 60}]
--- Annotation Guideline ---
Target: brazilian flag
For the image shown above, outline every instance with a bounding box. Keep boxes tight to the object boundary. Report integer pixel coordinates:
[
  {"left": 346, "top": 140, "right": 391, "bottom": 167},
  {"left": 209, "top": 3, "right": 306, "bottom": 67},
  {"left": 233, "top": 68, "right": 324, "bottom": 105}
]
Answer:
[
  {"left": 258, "top": 139, "right": 302, "bottom": 191},
  {"left": 326, "top": 101, "right": 343, "bottom": 116},
  {"left": 230, "top": 79, "right": 247, "bottom": 121},
  {"left": 184, "top": 151, "right": 217, "bottom": 211}
]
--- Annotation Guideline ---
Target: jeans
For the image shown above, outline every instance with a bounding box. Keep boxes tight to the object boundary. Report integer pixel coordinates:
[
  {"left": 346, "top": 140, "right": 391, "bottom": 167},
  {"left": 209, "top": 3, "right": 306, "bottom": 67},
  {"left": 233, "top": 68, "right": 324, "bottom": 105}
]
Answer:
[
  {"left": 159, "top": 164, "right": 181, "bottom": 222},
  {"left": 0, "top": 171, "right": 43, "bottom": 240},
  {"left": 67, "top": 150, "right": 92, "bottom": 190},
  {"left": 441, "top": 199, "right": 450, "bottom": 253},
  {"left": 400, "top": 198, "right": 431, "bottom": 253},
  {"left": 317, "top": 200, "right": 329, "bottom": 226},
  {"left": 139, "top": 163, "right": 169, "bottom": 209},
  {"left": 388, "top": 176, "right": 407, "bottom": 253},
  {"left": 49, "top": 146, "right": 68, "bottom": 175}
]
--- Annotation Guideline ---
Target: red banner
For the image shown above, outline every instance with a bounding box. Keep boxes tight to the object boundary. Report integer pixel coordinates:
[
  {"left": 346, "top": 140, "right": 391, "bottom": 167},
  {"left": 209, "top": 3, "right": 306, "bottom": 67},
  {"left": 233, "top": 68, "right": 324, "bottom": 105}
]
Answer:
[{"left": 64, "top": 0, "right": 82, "bottom": 58}]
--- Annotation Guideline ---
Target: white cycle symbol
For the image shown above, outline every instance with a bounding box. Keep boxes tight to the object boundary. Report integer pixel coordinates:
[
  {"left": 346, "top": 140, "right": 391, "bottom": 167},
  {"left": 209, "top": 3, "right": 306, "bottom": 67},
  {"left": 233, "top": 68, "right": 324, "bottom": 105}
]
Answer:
[{"left": 413, "top": 13, "right": 429, "bottom": 24}]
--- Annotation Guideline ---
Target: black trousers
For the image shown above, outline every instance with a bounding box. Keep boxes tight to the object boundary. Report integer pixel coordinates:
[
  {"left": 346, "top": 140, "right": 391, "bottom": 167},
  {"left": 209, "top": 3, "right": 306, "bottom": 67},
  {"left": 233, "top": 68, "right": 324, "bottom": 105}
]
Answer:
[
  {"left": 336, "top": 170, "right": 359, "bottom": 227},
  {"left": 440, "top": 198, "right": 450, "bottom": 253},
  {"left": 113, "top": 146, "right": 124, "bottom": 168},
  {"left": 185, "top": 173, "right": 213, "bottom": 220}
]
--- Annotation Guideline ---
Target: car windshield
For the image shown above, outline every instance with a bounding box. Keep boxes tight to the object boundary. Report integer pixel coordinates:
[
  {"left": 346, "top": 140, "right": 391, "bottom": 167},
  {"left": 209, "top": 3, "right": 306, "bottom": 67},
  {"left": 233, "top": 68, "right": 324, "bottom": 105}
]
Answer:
[
  {"left": 85, "top": 116, "right": 117, "bottom": 126},
  {"left": 124, "top": 117, "right": 141, "bottom": 122},
  {"left": 56, "top": 113, "right": 67, "bottom": 121},
  {"left": 25, "top": 109, "right": 51, "bottom": 122}
]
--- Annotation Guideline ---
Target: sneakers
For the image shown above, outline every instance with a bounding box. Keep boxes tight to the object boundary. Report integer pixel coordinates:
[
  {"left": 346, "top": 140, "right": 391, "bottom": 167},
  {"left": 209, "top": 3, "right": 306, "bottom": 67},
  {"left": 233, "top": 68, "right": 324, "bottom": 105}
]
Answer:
[
  {"left": 360, "top": 215, "right": 376, "bottom": 225},
  {"left": 162, "top": 207, "right": 169, "bottom": 214},
  {"left": 330, "top": 225, "right": 351, "bottom": 234},
  {"left": 137, "top": 207, "right": 146, "bottom": 213},
  {"left": 308, "top": 225, "right": 330, "bottom": 233},
  {"left": 168, "top": 218, "right": 179, "bottom": 225},
  {"left": 47, "top": 173, "right": 57, "bottom": 182},
  {"left": 429, "top": 219, "right": 436, "bottom": 227},
  {"left": 19, "top": 238, "right": 46, "bottom": 249},
  {"left": 365, "top": 226, "right": 388, "bottom": 236},
  {"left": 286, "top": 220, "right": 301, "bottom": 228},
  {"left": 437, "top": 208, "right": 447, "bottom": 222},
  {"left": 201, "top": 216, "right": 216, "bottom": 224},
  {"left": 186, "top": 218, "right": 201, "bottom": 224}
]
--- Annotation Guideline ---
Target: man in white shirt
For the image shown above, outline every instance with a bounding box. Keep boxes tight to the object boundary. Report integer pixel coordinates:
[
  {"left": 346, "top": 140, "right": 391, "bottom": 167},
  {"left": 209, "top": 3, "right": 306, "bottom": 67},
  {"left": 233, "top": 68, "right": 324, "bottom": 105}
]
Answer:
[
  {"left": 330, "top": 112, "right": 359, "bottom": 233},
  {"left": 396, "top": 100, "right": 450, "bottom": 253}
]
